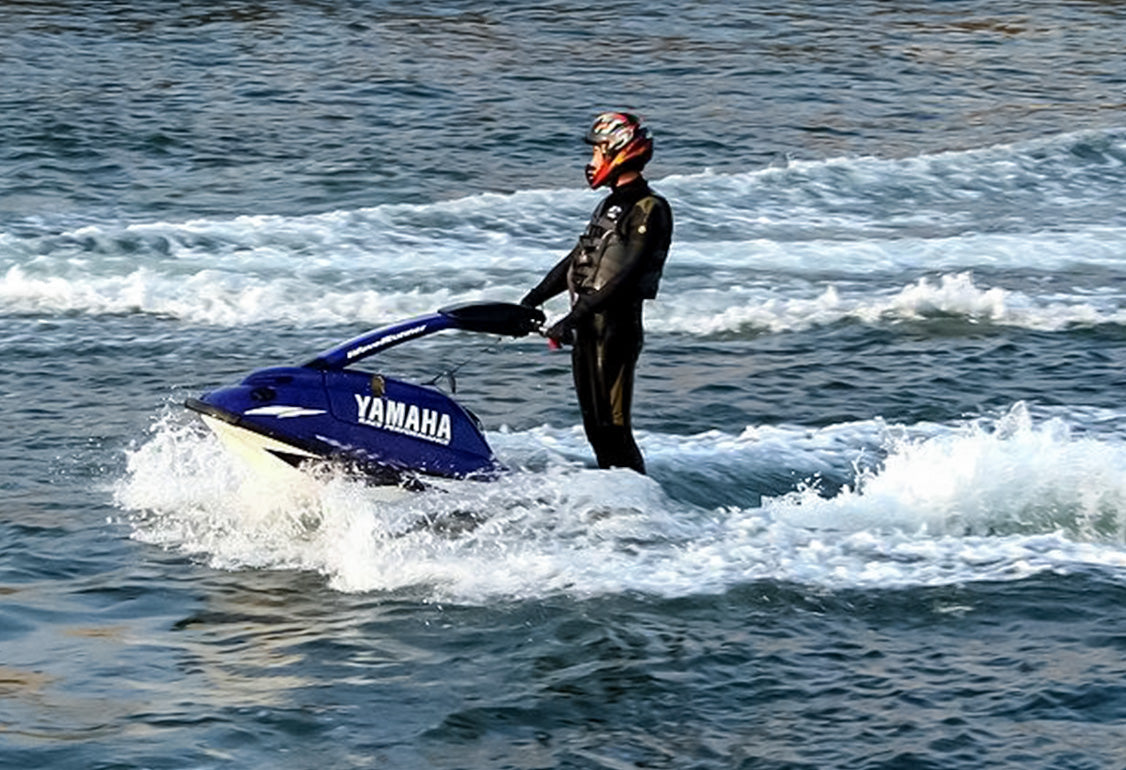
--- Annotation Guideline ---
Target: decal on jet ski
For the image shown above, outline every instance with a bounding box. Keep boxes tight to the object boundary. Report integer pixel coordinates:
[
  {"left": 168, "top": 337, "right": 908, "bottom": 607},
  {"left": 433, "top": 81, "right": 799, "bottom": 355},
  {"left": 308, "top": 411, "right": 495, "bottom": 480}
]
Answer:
[
  {"left": 245, "top": 405, "right": 326, "bottom": 419},
  {"left": 346, "top": 324, "right": 428, "bottom": 361},
  {"left": 354, "top": 393, "right": 452, "bottom": 445}
]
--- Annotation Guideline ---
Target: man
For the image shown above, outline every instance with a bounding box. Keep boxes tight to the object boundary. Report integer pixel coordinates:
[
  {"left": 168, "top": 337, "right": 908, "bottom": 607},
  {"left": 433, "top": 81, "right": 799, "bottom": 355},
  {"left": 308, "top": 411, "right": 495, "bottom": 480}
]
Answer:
[{"left": 521, "top": 112, "right": 673, "bottom": 474}]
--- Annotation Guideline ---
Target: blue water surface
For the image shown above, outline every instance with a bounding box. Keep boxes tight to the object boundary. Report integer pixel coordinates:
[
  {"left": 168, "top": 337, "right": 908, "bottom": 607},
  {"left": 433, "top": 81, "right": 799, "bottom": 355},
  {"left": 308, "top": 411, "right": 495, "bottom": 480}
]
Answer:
[{"left": 2, "top": 2, "right": 1126, "bottom": 768}]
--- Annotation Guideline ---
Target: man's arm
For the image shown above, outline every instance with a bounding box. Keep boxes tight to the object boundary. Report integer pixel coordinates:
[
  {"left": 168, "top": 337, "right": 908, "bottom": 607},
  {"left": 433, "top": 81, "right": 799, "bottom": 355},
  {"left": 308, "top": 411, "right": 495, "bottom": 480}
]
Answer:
[{"left": 521, "top": 245, "right": 577, "bottom": 307}]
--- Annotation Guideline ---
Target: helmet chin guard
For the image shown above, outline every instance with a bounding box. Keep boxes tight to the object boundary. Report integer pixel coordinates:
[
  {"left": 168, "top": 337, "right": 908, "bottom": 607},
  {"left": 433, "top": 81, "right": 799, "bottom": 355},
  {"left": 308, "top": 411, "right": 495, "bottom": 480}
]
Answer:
[{"left": 584, "top": 112, "right": 653, "bottom": 189}]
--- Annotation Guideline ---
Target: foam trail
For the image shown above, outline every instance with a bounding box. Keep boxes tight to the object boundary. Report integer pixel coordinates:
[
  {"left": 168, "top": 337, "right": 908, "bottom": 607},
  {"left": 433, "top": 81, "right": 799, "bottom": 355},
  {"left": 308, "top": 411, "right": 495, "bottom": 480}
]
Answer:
[
  {"left": 765, "top": 403, "right": 1126, "bottom": 540},
  {"left": 6, "top": 258, "right": 1126, "bottom": 332},
  {"left": 5, "top": 128, "right": 1126, "bottom": 330},
  {"left": 652, "top": 271, "right": 1126, "bottom": 336},
  {"left": 114, "top": 404, "right": 1126, "bottom": 602}
]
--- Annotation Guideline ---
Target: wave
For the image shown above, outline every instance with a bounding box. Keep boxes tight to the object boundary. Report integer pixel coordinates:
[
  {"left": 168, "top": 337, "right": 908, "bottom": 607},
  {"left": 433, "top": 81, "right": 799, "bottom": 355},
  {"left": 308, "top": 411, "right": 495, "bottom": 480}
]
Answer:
[
  {"left": 5, "top": 127, "right": 1126, "bottom": 331},
  {"left": 6, "top": 126, "right": 1126, "bottom": 258},
  {"left": 6, "top": 262, "right": 1125, "bottom": 335},
  {"left": 702, "top": 126, "right": 1126, "bottom": 240},
  {"left": 113, "top": 402, "right": 1126, "bottom": 602},
  {"left": 653, "top": 271, "right": 1126, "bottom": 336}
]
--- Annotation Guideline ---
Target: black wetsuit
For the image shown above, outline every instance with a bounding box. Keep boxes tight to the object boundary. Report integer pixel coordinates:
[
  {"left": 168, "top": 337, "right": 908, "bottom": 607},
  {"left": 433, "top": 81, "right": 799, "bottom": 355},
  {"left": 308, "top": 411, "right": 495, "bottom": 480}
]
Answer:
[{"left": 522, "top": 177, "right": 673, "bottom": 473}]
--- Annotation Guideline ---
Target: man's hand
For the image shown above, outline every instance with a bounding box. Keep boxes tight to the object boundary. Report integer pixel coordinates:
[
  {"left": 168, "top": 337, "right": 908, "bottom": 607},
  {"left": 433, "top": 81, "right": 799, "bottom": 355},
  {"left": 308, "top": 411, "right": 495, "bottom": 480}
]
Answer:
[{"left": 545, "top": 315, "right": 575, "bottom": 346}]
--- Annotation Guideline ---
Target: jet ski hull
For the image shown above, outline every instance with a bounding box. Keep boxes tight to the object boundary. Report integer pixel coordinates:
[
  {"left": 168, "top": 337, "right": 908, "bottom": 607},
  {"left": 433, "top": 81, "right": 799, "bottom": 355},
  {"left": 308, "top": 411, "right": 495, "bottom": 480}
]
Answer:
[
  {"left": 197, "top": 410, "right": 320, "bottom": 479},
  {"left": 187, "top": 302, "right": 544, "bottom": 485},
  {"left": 187, "top": 365, "right": 499, "bottom": 485}
]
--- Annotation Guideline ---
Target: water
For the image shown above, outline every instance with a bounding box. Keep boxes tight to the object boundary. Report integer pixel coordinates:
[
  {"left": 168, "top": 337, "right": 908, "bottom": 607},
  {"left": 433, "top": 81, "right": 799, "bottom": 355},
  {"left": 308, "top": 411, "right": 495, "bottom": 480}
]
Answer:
[{"left": 3, "top": 1, "right": 1126, "bottom": 767}]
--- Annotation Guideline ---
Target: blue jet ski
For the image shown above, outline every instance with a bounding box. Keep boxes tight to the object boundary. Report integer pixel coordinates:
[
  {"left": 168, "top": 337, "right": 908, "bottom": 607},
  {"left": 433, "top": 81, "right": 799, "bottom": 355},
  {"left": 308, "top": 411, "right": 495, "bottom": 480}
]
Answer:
[{"left": 186, "top": 301, "right": 545, "bottom": 485}]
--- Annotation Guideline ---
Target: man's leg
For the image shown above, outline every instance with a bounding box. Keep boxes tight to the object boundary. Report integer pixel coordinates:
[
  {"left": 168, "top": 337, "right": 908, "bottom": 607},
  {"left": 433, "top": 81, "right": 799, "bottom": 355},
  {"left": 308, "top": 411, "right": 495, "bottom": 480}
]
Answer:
[{"left": 572, "top": 319, "right": 645, "bottom": 473}]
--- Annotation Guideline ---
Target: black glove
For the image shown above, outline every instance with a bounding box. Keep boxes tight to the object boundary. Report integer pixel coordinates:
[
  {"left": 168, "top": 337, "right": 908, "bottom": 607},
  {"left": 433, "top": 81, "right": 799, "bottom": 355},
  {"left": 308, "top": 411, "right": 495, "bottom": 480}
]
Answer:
[
  {"left": 519, "top": 292, "right": 539, "bottom": 308},
  {"left": 545, "top": 315, "right": 575, "bottom": 346},
  {"left": 517, "top": 306, "right": 546, "bottom": 336}
]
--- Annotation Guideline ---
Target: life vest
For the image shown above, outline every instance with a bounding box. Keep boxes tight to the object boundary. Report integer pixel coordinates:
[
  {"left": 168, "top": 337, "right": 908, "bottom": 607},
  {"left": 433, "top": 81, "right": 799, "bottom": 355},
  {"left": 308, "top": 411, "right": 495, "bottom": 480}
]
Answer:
[{"left": 567, "top": 192, "right": 671, "bottom": 302}]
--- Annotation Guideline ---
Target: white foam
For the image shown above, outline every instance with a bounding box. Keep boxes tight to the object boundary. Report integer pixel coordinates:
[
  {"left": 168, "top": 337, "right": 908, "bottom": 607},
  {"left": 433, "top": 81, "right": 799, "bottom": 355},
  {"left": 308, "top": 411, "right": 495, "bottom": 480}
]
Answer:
[
  {"left": 651, "top": 271, "right": 1126, "bottom": 335},
  {"left": 766, "top": 403, "right": 1126, "bottom": 538},
  {"left": 670, "top": 227, "right": 1126, "bottom": 273},
  {"left": 6, "top": 253, "right": 1125, "bottom": 334},
  {"left": 0, "top": 263, "right": 498, "bottom": 326},
  {"left": 114, "top": 404, "right": 1126, "bottom": 603},
  {"left": 5, "top": 128, "right": 1126, "bottom": 331}
]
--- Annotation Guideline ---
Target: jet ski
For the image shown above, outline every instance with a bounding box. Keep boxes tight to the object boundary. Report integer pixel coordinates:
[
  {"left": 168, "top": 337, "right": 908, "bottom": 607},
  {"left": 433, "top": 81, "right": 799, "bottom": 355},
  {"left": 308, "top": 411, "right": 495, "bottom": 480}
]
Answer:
[{"left": 186, "top": 301, "right": 544, "bottom": 485}]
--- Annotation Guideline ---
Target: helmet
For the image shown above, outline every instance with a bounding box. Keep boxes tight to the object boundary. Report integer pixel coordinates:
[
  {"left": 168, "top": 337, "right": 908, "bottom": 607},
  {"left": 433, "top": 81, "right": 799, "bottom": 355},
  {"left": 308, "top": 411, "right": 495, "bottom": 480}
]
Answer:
[{"left": 583, "top": 112, "right": 653, "bottom": 189}]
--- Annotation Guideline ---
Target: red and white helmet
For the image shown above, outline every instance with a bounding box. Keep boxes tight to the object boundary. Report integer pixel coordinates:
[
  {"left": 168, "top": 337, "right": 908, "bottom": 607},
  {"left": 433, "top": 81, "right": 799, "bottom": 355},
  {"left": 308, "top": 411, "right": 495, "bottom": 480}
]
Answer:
[{"left": 584, "top": 112, "right": 653, "bottom": 189}]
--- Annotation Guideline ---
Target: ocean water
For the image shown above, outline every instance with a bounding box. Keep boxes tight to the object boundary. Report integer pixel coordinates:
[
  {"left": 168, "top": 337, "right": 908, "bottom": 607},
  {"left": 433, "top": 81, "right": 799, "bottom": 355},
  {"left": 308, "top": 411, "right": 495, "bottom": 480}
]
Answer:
[{"left": 3, "top": 1, "right": 1126, "bottom": 768}]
